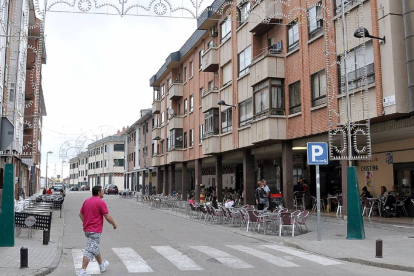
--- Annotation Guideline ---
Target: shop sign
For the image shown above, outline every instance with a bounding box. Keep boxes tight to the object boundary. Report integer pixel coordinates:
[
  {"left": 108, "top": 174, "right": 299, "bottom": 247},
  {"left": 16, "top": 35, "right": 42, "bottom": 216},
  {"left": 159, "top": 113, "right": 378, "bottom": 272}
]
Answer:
[{"left": 360, "top": 165, "right": 378, "bottom": 171}]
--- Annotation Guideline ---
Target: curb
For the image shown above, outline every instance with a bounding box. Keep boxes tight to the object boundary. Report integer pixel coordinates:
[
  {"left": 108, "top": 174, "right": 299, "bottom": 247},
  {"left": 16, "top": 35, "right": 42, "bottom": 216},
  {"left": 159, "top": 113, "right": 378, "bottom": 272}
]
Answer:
[
  {"left": 33, "top": 203, "right": 66, "bottom": 276},
  {"left": 283, "top": 240, "right": 414, "bottom": 273}
]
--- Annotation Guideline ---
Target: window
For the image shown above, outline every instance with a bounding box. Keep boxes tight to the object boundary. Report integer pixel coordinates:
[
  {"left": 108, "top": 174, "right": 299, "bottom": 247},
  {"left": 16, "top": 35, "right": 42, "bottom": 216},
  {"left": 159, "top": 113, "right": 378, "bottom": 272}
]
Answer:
[
  {"left": 184, "top": 132, "right": 187, "bottom": 148},
  {"left": 253, "top": 79, "right": 284, "bottom": 116},
  {"left": 184, "top": 66, "right": 187, "bottom": 81},
  {"left": 189, "top": 129, "right": 194, "bottom": 147},
  {"left": 167, "top": 129, "right": 183, "bottom": 151},
  {"left": 221, "top": 108, "right": 232, "bottom": 133},
  {"left": 200, "top": 87, "right": 204, "bottom": 97},
  {"left": 289, "top": 81, "right": 301, "bottom": 114},
  {"left": 190, "top": 95, "right": 194, "bottom": 112},
  {"left": 238, "top": 45, "right": 251, "bottom": 77},
  {"left": 199, "top": 124, "right": 204, "bottom": 144},
  {"left": 205, "top": 109, "right": 220, "bottom": 137},
  {"left": 308, "top": 2, "right": 323, "bottom": 39},
  {"left": 190, "top": 61, "right": 193, "bottom": 77},
  {"left": 184, "top": 99, "right": 188, "bottom": 114},
  {"left": 167, "top": 78, "right": 172, "bottom": 88},
  {"left": 221, "top": 17, "right": 231, "bottom": 42},
  {"left": 339, "top": 41, "right": 375, "bottom": 91},
  {"left": 160, "top": 140, "right": 164, "bottom": 154},
  {"left": 114, "top": 159, "right": 125, "bottom": 167},
  {"left": 239, "top": 1, "right": 250, "bottom": 26},
  {"left": 167, "top": 106, "right": 173, "bottom": 120},
  {"left": 105, "top": 145, "right": 108, "bottom": 153},
  {"left": 208, "top": 81, "right": 213, "bottom": 90},
  {"left": 207, "top": 40, "right": 214, "bottom": 49},
  {"left": 311, "top": 70, "right": 326, "bottom": 107},
  {"left": 239, "top": 98, "right": 253, "bottom": 127},
  {"left": 161, "top": 84, "right": 165, "bottom": 98},
  {"left": 153, "top": 89, "right": 160, "bottom": 101},
  {"left": 114, "top": 144, "right": 124, "bottom": 151},
  {"left": 199, "top": 49, "right": 204, "bottom": 69},
  {"left": 288, "top": 19, "right": 299, "bottom": 51},
  {"left": 222, "top": 62, "right": 232, "bottom": 86}
]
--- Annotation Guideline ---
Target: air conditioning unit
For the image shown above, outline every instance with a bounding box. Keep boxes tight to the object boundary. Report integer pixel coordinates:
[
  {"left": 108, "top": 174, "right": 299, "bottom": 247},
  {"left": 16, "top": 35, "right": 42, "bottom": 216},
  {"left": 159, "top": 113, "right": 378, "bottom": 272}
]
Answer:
[{"left": 210, "top": 26, "right": 218, "bottom": 37}]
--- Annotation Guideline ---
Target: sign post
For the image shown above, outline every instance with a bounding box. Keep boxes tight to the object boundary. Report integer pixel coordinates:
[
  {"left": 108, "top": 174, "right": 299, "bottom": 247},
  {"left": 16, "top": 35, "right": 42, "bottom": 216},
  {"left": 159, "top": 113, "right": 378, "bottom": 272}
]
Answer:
[{"left": 307, "top": 143, "right": 328, "bottom": 241}]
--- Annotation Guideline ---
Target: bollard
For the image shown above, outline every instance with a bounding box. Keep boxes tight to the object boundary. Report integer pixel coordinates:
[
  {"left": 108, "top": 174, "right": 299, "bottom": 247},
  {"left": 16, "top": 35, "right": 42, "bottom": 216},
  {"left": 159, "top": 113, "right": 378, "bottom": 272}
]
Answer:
[
  {"left": 43, "top": 230, "right": 50, "bottom": 245},
  {"left": 376, "top": 239, "right": 383, "bottom": 258},
  {"left": 20, "top": 247, "right": 28, "bottom": 268}
]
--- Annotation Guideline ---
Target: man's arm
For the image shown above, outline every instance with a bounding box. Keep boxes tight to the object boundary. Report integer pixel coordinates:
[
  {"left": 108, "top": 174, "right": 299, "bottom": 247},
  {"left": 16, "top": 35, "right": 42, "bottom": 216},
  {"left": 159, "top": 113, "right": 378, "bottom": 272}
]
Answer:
[
  {"left": 79, "top": 213, "right": 84, "bottom": 223},
  {"left": 104, "top": 214, "right": 117, "bottom": 229}
]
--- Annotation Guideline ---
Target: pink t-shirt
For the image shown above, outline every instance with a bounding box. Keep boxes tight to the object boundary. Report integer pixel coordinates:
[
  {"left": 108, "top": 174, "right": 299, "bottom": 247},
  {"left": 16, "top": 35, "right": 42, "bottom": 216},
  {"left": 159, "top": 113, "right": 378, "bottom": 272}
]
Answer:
[{"left": 80, "top": 196, "right": 109, "bottom": 233}]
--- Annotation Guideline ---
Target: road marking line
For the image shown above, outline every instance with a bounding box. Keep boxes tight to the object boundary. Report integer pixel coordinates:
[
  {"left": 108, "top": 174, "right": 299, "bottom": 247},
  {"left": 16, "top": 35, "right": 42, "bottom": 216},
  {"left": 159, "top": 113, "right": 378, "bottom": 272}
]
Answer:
[
  {"left": 262, "top": 245, "right": 341, "bottom": 266},
  {"left": 152, "top": 246, "right": 204, "bottom": 271},
  {"left": 112, "top": 247, "right": 153, "bottom": 273},
  {"left": 190, "top": 246, "right": 253, "bottom": 269},
  {"left": 72, "top": 249, "right": 101, "bottom": 274},
  {"left": 226, "top": 245, "right": 299, "bottom": 267}
]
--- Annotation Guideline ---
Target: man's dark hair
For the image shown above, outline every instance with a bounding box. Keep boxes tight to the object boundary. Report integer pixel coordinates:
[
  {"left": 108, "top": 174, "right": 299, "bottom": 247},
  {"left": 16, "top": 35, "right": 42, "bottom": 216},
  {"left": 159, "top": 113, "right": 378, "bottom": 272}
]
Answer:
[{"left": 92, "top": 186, "right": 102, "bottom": 196}]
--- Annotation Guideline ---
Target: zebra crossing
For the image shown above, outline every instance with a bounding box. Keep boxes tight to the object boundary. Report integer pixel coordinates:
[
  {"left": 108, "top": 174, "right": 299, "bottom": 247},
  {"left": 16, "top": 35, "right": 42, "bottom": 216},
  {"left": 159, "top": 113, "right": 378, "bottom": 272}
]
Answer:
[{"left": 71, "top": 244, "right": 341, "bottom": 274}]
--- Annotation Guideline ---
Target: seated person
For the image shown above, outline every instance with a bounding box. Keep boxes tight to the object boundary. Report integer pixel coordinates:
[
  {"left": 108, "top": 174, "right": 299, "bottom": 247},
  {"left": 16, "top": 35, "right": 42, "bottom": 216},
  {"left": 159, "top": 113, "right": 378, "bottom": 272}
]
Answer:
[
  {"left": 46, "top": 188, "right": 52, "bottom": 195},
  {"left": 42, "top": 189, "right": 47, "bottom": 195},
  {"left": 380, "top": 186, "right": 388, "bottom": 201},
  {"left": 360, "top": 186, "right": 372, "bottom": 198},
  {"left": 188, "top": 196, "right": 195, "bottom": 205},
  {"left": 294, "top": 178, "right": 304, "bottom": 192},
  {"left": 224, "top": 197, "right": 234, "bottom": 208}
]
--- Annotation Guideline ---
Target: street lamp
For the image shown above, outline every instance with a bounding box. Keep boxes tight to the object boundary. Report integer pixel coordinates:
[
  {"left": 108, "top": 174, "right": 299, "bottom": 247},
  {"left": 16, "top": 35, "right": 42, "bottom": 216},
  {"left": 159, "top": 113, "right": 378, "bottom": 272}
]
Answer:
[
  {"left": 218, "top": 100, "right": 236, "bottom": 109},
  {"left": 45, "top": 151, "right": 53, "bottom": 188},
  {"left": 354, "top": 27, "right": 385, "bottom": 43}
]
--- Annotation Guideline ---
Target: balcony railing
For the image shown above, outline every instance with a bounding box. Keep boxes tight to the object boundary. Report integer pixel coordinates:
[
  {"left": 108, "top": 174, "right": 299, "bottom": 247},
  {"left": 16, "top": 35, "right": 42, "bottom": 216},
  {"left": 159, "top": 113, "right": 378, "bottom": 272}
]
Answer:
[
  {"left": 201, "top": 46, "right": 219, "bottom": 72},
  {"left": 168, "top": 81, "right": 184, "bottom": 101},
  {"left": 253, "top": 108, "right": 286, "bottom": 120}
]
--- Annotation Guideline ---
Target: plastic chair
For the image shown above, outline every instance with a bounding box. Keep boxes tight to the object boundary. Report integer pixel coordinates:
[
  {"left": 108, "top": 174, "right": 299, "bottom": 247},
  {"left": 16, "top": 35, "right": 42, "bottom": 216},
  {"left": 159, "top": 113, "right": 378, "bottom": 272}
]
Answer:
[
  {"left": 293, "top": 191, "right": 305, "bottom": 210},
  {"left": 311, "top": 196, "right": 326, "bottom": 213},
  {"left": 279, "top": 212, "right": 296, "bottom": 237},
  {"left": 396, "top": 198, "right": 408, "bottom": 217},
  {"left": 297, "top": 210, "right": 309, "bottom": 233}
]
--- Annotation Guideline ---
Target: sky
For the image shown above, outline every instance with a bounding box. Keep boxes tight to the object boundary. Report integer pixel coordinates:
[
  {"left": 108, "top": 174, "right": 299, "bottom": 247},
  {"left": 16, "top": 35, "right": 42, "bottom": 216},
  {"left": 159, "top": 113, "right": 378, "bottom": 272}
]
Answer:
[{"left": 40, "top": 2, "right": 210, "bottom": 179}]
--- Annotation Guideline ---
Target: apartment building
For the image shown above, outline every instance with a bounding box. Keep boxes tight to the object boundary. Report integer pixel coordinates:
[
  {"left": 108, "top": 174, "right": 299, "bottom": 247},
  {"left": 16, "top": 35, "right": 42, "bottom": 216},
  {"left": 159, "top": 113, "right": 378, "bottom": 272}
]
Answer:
[
  {"left": 69, "top": 151, "right": 87, "bottom": 187},
  {"left": 124, "top": 109, "right": 158, "bottom": 194},
  {"left": 149, "top": 0, "right": 413, "bottom": 211},
  {"left": 0, "top": 0, "right": 47, "bottom": 198}
]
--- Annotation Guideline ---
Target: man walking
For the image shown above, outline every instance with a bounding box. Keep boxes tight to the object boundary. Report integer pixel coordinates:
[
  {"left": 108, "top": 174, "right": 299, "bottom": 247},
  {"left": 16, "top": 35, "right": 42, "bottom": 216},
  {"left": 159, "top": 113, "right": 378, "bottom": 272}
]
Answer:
[{"left": 78, "top": 186, "right": 117, "bottom": 276}]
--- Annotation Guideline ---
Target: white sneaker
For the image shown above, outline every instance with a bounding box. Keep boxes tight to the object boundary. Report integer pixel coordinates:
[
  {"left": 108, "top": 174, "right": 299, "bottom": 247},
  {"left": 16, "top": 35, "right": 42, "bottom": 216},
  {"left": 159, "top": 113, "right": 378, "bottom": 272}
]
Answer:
[
  {"left": 100, "top": 260, "right": 109, "bottom": 272},
  {"left": 78, "top": 269, "right": 90, "bottom": 276}
]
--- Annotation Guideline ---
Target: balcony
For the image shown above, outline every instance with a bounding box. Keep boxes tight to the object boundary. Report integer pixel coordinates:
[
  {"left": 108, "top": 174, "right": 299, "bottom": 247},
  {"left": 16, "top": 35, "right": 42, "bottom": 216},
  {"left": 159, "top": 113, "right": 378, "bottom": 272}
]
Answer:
[
  {"left": 152, "top": 127, "right": 162, "bottom": 140},
  {"left": 249, "top": 0, "right": 284, "bottom": 35},
  {"left": 249, "top": 52, "right": 285, "bottom": 86},
  {"left": 152, "top": 100, "right": 161, "bottom": 114},
  {"left": 202, "top": 135, "right": 220, "bottom": 155},
  {"left": 201, "top": 47, "right": 219, "bottom": 72},
  {"left": 251, "top": 115, "right": 286, "bottom": 144},
  {"left": 168, "top": 81, "right": 183, "bottom": 101},
  {"left": 202, "top": 88, "right": 219, "bottom": 113},
  {"left": 167, "top": 150, "right": 184, "bottom": 163},
  {"left": 152, "top": 155, "right": 162, "bottom": 167},
  {"left": 167, "top": 115, "right": 183, "bottom": 130}
]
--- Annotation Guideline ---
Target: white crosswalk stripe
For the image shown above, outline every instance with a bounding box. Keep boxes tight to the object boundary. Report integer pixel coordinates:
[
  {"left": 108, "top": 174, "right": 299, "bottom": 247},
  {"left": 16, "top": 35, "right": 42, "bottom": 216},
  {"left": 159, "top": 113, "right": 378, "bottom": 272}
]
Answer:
[
  {"left": 262, "top": 245, "right": 342, "bottom": 266},
  {"left": 226, "top": 245, "right": 299, "bottom": 267},
  {"left": 112, "top": 247, "right": 153, "bottom": 273},
  {"left": 151, "top": 246, "right": 204, "bottom": 271},
  {"left": 72, "top": 249, "right": 101, "bottom": 275},
  {"left": 190, "top": 246, "right": 254, "bottom": 269}
]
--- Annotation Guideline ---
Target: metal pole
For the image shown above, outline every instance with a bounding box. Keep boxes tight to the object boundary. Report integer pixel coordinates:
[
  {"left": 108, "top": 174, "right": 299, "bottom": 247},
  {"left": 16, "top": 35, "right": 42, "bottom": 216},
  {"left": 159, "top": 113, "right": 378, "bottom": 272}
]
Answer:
[
  {"left": 341, "top": 0, "right": 352, "bottom": 166},
  {"left": 316, "top": 165, "right": 321, "bottom": 241},
  {"left": 45, "top": 154, "right": 49, "bottom": 188}
]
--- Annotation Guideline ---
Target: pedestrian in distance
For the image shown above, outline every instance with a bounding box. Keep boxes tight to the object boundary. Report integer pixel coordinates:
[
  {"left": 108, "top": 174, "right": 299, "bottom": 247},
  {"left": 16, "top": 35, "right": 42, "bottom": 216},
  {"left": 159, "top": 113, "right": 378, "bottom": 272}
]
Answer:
[
  {"left": 262, "top": 179, "right": 270, "bottom": 209},
  {"left": 78, "top": 186, "right": 117, "bottom": 276},
  {"left": 255, "top": 181, "right": 266, "bottom": 210}
]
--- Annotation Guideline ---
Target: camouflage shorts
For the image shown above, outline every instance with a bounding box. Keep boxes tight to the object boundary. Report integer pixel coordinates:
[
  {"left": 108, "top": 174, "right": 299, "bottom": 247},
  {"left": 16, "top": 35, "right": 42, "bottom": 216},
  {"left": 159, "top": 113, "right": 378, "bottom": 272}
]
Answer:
[{"left": 84, "top": 232, "right": 101, "bottom": 260}]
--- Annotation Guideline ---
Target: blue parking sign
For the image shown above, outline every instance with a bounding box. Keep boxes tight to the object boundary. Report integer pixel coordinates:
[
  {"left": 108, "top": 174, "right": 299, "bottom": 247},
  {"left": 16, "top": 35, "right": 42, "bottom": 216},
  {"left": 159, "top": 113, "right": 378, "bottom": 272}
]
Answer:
[{"left": 307, "top": 143, "right": 328, "bottom": 165}]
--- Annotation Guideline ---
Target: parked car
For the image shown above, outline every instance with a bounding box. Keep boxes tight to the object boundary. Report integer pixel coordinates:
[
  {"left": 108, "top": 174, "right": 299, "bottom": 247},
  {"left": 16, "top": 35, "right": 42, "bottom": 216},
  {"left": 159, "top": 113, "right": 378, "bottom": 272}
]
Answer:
[
  {"left": 53, "top": 184, "right": 64, "bottom": 191},
  {"left": 69, "top": 186, "right": 79, "bottom": 191},
  {"left": 105, "top": 184, "right": 118, "bottom": 195},
  {"left": 80, "top": 185, "right": 90, "bottom": 191}
]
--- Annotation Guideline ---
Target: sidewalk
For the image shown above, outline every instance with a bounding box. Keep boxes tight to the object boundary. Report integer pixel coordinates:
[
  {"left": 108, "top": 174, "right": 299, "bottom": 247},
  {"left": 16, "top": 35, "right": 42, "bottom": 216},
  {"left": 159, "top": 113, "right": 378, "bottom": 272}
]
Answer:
[
  {"left": 130, "top": 198, "right": 414, "bottom": 273},
  {"left": 0, "top": 194, "right": 65, "bottom": 276}
]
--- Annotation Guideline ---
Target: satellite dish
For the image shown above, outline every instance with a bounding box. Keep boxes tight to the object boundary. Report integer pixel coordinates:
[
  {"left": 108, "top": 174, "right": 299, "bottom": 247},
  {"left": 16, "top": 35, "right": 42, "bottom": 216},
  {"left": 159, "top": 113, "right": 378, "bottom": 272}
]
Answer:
[{"left": 168, "top": 108, "right": 175, "bottom": 116}]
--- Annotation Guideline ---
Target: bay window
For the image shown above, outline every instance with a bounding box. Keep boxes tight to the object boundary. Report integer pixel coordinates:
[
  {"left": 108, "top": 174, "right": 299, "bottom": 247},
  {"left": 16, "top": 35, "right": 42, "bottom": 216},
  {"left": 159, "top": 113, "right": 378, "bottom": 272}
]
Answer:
[
  {"left": 239, "top": 98, "right": 253, "bottom": 127},
  {"left": 167, "top": 128, "right": 183, "bottom": 151},
  {"left": 204, "top": 108, "right": 220, "bottom": 137},
  {"left": 221, "top": 108, "right": 232, "bottom": 133},
  {"left": 253, "top": 79, "right": 284, "bottom": 117}
]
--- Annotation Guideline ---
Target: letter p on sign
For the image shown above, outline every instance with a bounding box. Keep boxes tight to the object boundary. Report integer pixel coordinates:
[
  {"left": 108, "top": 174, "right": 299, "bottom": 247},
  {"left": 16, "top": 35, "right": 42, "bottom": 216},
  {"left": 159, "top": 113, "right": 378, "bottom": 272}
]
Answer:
[{"left": 307, "top": 142, "right": 328, "bottom": 165}]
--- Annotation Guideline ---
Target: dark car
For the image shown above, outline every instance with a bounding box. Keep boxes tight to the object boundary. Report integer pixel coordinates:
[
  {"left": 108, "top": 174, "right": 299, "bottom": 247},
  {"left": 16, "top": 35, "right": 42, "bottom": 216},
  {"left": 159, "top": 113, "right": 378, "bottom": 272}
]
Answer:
[
  {"left": 70, "top": 186, "right": 79, "bottom": 191},
  {"left": 105, "top": 184, "right": 118, "bottom": 195},
  {"left": 80, "top": 185, "right": 90, "bottom": 191}
]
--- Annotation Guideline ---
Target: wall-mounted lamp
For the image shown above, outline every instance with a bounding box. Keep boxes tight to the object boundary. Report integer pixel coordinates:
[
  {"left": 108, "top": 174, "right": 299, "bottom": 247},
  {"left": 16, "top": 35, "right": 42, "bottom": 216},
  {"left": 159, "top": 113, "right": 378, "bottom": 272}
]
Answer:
[
  {"left": 218, "top": 100, "right": 237, "bottom": 109},
  {"left": 153, "top": 136, "right": 161, "bottom": 140},
  {"left": 354, "top": 27, "right": 385, "bottom": 43}
]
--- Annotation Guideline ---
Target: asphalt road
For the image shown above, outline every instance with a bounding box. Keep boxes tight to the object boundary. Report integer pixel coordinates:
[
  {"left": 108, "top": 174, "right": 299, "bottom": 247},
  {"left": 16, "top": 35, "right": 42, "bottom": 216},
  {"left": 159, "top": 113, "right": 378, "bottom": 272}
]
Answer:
[{"left": 49, "top": 191, "right": 410, "bottom": 276}]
